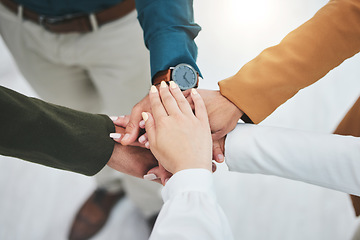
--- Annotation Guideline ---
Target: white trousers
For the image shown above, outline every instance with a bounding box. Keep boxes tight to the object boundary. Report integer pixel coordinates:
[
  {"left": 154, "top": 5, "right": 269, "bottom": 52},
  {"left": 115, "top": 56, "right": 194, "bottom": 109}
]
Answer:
[{"left": 0, "top": 4, "right": 162, "bottom": 217}]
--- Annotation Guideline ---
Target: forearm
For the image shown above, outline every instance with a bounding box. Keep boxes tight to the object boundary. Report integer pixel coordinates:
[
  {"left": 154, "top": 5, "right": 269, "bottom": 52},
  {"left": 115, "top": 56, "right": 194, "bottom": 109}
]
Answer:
[
  {"left": 0, "top": 86, "right": 114, "bottom": 176},
  {"left": 219, "top": 0, "right": 360, "bottom": 123},
  {"left": 225, "top": 124, "right": 360, "bottom": 195},
  {"left": 135, "top": 0, "right": 201, "bottom": 79},
  {"left": 150, "top": 169, "right": 234, "bottom": 240}
]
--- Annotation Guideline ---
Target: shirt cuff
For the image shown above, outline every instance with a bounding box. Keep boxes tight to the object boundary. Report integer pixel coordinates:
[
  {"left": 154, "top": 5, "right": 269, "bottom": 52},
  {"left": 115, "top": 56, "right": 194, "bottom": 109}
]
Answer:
[
  {"left": 224, "top": 123, "right": 259, "bottom": 173},
  {"left": 161, "top": 169, "right": 215, "bottom": 202}
]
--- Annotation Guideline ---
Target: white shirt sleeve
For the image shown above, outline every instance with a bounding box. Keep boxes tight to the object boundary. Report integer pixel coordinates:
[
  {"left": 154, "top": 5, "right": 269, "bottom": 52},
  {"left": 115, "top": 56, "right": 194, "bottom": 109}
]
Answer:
[
  {"left": 149, "top": 169, "right": 234, "bottom": 240},
  {"left": 225, "top": 124, "right": 360, "bottom": 195}
]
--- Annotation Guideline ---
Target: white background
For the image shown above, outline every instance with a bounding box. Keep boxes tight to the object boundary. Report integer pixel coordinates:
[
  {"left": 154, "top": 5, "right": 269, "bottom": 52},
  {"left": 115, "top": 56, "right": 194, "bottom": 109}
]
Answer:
[{"left": 1, "top": 0, "right": 360, "bottom": 239}]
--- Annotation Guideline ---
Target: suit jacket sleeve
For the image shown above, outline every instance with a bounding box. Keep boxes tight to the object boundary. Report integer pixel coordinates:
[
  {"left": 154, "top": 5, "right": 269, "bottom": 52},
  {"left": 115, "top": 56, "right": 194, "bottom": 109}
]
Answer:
[
  {"left": 0, "top": 86, "right": 115, "bottom": 176},
  {"left": 219, "top": 0, "right": 360, "bottom": 123}
]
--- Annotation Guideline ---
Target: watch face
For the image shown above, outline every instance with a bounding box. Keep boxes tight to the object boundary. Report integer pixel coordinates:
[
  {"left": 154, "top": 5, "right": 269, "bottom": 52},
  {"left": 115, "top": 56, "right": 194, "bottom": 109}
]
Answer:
[{"left": 172, "top": 64, "right": 197, "bottom": 90}]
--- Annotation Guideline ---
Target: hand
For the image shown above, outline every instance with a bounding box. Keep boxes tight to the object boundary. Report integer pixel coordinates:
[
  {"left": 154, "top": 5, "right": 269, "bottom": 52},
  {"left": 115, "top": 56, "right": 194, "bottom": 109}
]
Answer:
[
  {"left": 110, "top": 115, "right": 144, "bottom": 147},
  {"left": 106, "top": 142, "right": 158, "bottom": 178},
  {"left": 144, "top": 163, "right": 173, "bottom": 186},
  {"left": 109, "top": 120, "right": 160, "bottom": 179},
  {"left": 143, "top": 81, "right": 213, "bottom": 174},
  {"left": 145, "top": 161, "right": 218, "bottom": 185},
  {"left": 185, "top": 89, "right": 243, "bottom": 163},
  {"left": 119, "top": 94, "right": 151, "bottom": 146}
]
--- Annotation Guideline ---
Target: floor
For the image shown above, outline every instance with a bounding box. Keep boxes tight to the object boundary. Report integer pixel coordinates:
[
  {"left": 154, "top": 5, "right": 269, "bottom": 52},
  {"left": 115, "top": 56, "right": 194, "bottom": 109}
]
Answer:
[{"left": 1, "top": 0, "right": 360, "bottom": 239}]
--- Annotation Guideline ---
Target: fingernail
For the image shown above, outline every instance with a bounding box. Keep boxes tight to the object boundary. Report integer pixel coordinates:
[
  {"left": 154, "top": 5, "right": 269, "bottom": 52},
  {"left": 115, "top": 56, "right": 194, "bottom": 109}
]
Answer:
[
  {"left": 122, "top": 134, "right": 130, "bottom": 142},
  {"left": 143, "top": 173, "right": 158, "bottom": 181},
  {"left": 109, "top": 133, "right": 121, "bottom": 139},
  {"left": 191, "top": 88, "right": 198, "bottom": 95},
  {"left": 160, "top": 81, "right": 167, "bottom": 88},
  {"left": 217, "top": 154, "right": 224, "bottom": 162},
  {"left": 139, "top": 120, "right": 145, "bottom": 128},
  {"left": 150, "top": 85, "right": 158, "bottom": 93},
  {"left": 164, "top": 178, "right": 170, "bottom": 185},
  {"left": 142, "top": 112, "right": 148, "bottom": 122},
  {"left": 109, "top": 116, "right": 118, "bottom": 121},
  {"left": 139, "top": 135, "right": 146, "bottom": 143},
  {"left": 169, "top": 81, "right": 177, "bottom": 89},
  {"left": 145, "top": 142, "right": 150, "bottom": 149}
]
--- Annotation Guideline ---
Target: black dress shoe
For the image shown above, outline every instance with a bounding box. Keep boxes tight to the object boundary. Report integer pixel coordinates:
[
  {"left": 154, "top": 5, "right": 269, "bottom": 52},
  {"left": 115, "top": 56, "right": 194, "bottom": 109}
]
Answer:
[{"left": 68, "top": 188, "right": 125, "bottom": 240}]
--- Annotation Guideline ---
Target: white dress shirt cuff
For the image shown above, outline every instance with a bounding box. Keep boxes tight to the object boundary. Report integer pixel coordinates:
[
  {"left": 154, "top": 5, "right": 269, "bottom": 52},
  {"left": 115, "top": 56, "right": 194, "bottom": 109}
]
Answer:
[{"left": 162, "top": 169, "right": 215, "bottom": 202}]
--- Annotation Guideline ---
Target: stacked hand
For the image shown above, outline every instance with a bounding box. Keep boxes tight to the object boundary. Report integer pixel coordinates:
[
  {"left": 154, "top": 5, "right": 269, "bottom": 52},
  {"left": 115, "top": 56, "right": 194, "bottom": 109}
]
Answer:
[
  {"left": 109, "top": 84, "right": 243, "bottom": 184},
  {"left": 107, "top": 125, "right": 158, "bottom": 178},
  {"left": 183, "top": 89, "right": 243, "bottom": 162},
  {"left": 143, "top": 81, "right": 213, "bottom": 182}
]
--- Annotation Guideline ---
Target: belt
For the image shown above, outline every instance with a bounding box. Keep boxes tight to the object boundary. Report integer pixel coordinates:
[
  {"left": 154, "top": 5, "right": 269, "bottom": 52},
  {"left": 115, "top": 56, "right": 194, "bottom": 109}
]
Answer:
[{"left": 0, "top": 0, "right": 135, "bottom": 33}]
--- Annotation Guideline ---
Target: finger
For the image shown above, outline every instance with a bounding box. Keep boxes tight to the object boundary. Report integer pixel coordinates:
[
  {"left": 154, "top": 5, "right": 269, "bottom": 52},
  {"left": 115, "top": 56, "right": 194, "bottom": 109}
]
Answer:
[
  {"left": 212, "top": 139, "right": 224, "bottom": 163},
  {"left": 143, "top": 167, "right": 162, "bottom": 184},
  {"left": 191, "top": 88, "right": 209, "bottom": 124},
  {"left": 138, "top": 132, "right": 148, "bottom": 144},
  {"left": 109, "top": 125, "right": 125, "bottom": 143},
  {"left": 158, "top": 164, "right": 173, "bottom": 186},
  {"left": 149, "top": 85, "right": 167, "bottom": 119},
  {"left": 145, "top": 166, "right": 172, "bottom": 186},
  {"left": 169, "top": 81, "right": 193, "bottom": 115},
  {"left": 182, "top": 89, "right": 192, "bottom": 98},
  {"left": 143, "top": 112, "right": 156, "bottom": 147},
  {"left": 184, "top": 89, "right": 194, "bottom": 108},
  {"left": 121, "top": 108, "right": 143, "bottom": 146},
  {"left": 158, "top": 81, "right": 181, "bottom": 116},
  {"left": 185, "top": 95, "right": 195, "bottom": 110},
  {"left": 111, "top": 115, "right": 130, "bottom": 128},
  {"left": 139, "top": 120, "right": 145, "bottom": 129}
]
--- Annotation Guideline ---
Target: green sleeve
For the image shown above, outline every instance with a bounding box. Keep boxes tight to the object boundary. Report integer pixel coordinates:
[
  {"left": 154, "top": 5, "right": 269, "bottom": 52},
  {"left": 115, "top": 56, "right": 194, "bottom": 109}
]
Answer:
[{"left": 0, "top": 86, "right": 115, "bottom": 176}]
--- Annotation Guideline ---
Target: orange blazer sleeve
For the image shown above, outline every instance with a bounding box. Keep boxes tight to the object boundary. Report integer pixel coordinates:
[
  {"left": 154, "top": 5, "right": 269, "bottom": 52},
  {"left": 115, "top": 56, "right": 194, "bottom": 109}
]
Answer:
[{"left": 218, "top": 0, "right": 360, "bottom": 123}]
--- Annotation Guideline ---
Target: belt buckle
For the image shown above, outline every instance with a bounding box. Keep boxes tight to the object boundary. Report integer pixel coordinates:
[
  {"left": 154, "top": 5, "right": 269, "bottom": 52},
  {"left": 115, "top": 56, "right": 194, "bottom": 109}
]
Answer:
[{"left": 38, "top": 13, "right": 84, "bottom": 29}]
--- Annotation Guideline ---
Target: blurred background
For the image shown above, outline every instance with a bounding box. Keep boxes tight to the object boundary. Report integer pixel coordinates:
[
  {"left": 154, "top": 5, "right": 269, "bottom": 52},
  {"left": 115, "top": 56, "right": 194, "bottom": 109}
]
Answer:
[{"left": 1, "top": 0, "right": 360, "bottom": 239}]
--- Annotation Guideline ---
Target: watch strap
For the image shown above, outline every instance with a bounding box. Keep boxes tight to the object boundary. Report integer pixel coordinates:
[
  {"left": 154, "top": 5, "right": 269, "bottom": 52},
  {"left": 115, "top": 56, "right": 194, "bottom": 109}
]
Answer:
[{"left": 152, "top": 69, "right": 172, "bottom": 86}]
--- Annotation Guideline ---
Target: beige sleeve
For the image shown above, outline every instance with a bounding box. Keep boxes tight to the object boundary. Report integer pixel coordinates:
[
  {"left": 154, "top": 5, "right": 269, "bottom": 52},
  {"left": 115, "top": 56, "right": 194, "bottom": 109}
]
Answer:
[{"left": 219, "top": 0, "right": 360, "bottom": 123}]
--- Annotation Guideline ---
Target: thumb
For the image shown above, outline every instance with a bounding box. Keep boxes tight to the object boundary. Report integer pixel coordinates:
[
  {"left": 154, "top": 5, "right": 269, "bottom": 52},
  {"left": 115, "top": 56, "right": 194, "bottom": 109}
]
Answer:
[
  {"left": 212, "top": 138, "right": 224, "bottom": 163},
  {"left": 121, "top": 112, "right": 141, "bottom": 145}
]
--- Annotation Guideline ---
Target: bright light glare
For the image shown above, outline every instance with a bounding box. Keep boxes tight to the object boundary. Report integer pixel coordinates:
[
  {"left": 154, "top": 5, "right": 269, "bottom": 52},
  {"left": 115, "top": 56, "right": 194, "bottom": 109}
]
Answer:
[{"left": 229, "top": 0, "right": 275, "bottom": 25}]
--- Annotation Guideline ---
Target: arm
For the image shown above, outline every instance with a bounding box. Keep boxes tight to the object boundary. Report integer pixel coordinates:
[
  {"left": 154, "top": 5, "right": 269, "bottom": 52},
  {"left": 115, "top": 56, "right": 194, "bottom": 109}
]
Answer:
[
  {"left": 135, "top": 0, "right": 201, "bottom": 79},
  {"left": 219, "top": 0, "right": 360, "bottom": 123},
  {"left": 149, "top": 169, "right": 234, "bottom": 240},
  {"left": 225, "top": 124, "right": 360, "bottom": 195},
  {"left": 121, "top": 0, "right": 201, "bottom": 145},
  {"left": 143, "top": 82, "right": 234, "bottom": 239},
  {"left": 0, "top": 85, "right": 157, "bottom": 176}
]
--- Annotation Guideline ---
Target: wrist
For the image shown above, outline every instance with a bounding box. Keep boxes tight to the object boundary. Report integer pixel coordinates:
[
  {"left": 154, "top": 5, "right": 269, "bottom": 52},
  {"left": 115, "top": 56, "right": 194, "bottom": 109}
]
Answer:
[{"left": 173, "top": 160, "right": 212, "bottom": 174}]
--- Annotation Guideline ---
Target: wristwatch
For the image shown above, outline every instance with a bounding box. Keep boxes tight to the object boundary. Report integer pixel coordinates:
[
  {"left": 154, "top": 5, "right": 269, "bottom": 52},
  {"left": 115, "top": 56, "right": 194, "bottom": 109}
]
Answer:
[{"left": 152, "top": 63, "right": 199, "bottom": 90}]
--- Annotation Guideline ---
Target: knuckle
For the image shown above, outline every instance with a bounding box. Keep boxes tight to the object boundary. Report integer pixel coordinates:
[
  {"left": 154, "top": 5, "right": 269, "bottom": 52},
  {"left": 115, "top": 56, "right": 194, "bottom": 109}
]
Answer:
[{"left": 126, "top": 121, "right": 137, "bottom": 131}]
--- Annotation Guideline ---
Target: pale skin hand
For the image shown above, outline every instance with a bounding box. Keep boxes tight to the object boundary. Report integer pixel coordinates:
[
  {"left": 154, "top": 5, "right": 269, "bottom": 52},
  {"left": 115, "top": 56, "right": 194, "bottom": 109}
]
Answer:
[
  {"left": 184, "top": 89, "right": 243, "bottom": 163},
  {"left": 116, "top": 86, "right": 241, "bottom": 166},
  {"left": 138, "top": 89, "right": 243, "bottom": 163},
  {"left": 143, "top": 81, "right": 213, "bottom": 175}
]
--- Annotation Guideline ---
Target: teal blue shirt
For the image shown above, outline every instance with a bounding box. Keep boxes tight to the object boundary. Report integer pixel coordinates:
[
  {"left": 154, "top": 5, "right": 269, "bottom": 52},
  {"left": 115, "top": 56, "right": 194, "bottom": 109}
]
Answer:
[{"left": 14, "top": 0, "right": 201, "bottom": 80}]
